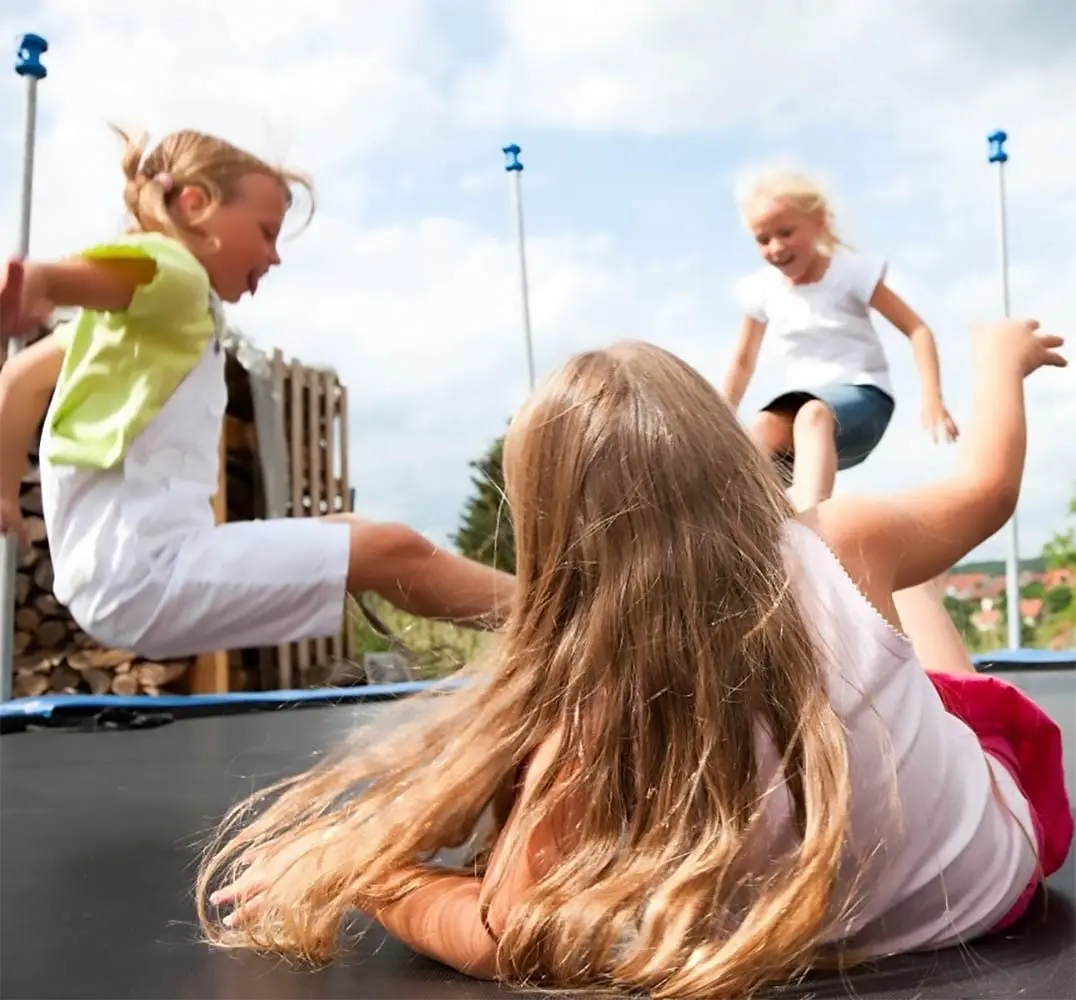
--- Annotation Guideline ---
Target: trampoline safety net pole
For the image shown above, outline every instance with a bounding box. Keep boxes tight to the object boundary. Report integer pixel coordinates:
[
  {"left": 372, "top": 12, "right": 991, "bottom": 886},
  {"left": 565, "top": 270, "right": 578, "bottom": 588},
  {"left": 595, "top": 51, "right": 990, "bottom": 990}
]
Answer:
[
  {"left": 1, "top": 32, "right": 49, "bottom": 701},
  {"left": 502, "top": 143, "right": 535, "bottom": 393},
  {"left": 987, "top": 128, "right": 1021, "bottom": 652}
]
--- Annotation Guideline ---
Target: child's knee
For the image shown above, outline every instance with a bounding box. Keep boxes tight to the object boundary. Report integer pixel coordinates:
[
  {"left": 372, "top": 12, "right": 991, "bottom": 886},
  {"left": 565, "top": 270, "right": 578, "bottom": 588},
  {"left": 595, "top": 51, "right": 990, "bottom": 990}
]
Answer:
[{"left": 792, "top": 399, "right": 835, "bottom": 440}]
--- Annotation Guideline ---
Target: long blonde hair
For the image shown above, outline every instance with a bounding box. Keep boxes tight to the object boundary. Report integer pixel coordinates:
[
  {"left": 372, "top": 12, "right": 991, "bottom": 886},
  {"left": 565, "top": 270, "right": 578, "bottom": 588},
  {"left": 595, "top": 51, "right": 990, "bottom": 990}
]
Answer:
[
  {"left": 111, "top": 125, "right": 314, "bottom": 246},
  {"left": 195, "top": 341, "right": 854, "bottom": 998},
  {"left": 735, "top": 165, "right": 845, "bottom": 255}
]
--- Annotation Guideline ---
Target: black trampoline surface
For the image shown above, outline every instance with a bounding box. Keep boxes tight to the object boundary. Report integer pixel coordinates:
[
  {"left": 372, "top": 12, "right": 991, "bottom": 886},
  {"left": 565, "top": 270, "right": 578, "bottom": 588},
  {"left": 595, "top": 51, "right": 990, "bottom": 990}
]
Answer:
[{"left": 2, "top": 666, "right": 1073, "bottom": 1000}]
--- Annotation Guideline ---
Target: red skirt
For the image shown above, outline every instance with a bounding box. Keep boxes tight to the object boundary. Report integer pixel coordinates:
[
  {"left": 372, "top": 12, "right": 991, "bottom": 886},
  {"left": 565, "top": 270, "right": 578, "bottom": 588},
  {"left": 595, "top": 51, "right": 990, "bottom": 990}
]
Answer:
[{"left": 927, "top": 671, "right": 1074, "bottom": 930}]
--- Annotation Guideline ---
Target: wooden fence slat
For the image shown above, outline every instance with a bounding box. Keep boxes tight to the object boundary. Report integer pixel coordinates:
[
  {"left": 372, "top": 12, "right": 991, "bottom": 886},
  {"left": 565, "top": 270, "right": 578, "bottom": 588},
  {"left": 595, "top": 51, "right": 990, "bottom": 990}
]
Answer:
[
  {"left": 191, "top": 426, "right": 230, "bottom": 694},
  {"left": 322, "top": 373, "right": 343, "bottom": 663},
  {"left": 336, "top": 383, "right": 356, "bottom": 660},
  {"left": 270, "top": 349, "right": 293, "bottom": 690},
  {"left": 308, "top": 368, "right": 328, "bottom": 670},
  {"left": 289, "top": 358, "right": 312, "bottom": 680}
]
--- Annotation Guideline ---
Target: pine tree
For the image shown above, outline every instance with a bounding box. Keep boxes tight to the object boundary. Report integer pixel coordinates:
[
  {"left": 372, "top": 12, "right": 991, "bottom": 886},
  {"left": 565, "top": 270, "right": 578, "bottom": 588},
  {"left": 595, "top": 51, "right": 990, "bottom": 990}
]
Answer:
[{"left": 453, "top": 434, "right": 516, "bottom": 572}]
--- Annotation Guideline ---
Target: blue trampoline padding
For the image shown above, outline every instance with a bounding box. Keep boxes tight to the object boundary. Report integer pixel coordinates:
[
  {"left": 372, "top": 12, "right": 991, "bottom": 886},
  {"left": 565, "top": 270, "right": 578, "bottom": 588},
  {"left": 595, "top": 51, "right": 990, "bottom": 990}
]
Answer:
[
  {"left": 973, "top": 649, "right": 1075, "bottom": 666},
  {"left": 0, "top": 678, "right": 454, "bottom": 721},
  {"left": 0, "top": 650, "right": 1071, "bottom": 724}
]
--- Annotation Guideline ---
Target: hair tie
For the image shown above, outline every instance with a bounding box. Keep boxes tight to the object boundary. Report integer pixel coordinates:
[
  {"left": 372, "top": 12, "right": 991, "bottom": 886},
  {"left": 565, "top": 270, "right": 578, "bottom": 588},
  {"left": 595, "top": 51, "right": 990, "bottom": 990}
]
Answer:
[{"left": 153, "top": 171, "right": 175, "bottom": 193}]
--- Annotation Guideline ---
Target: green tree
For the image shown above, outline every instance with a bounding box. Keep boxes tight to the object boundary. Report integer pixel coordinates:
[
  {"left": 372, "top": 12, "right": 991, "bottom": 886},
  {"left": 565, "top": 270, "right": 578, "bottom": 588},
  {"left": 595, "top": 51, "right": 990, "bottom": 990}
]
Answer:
[
  {"left": 1044, "top": 585, "right": 1073, "bottom": 616},
  {"left": 1042, "top": 492, "right": 1076, "bottom": 570},
  {"left": 453, "top": 433, "right": 516, "bottom": 573},
  {"left": 944, "top": 595, "right": 974, "bottom": 642}
]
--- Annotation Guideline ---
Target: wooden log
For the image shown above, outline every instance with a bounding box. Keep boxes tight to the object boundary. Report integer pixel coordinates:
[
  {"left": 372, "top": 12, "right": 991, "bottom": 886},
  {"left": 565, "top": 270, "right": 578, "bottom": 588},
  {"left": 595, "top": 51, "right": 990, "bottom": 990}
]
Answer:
[
  {"left": 15, "top": 607, "right": 40, "bottom": 632},
  {"left": 15, "top": 571, "right": 31, "bottom": 604},
  {"left": 36, "top": 619, "right": 69, "bottom": 650},
  {"left": 136, "top": 661, "right": 187, "bottom": 689},
  {"left": 48, "top": 663, "right": 82, "bottom": 693},
  {"left": 14, "top": 672, "right": 48, "bottom": 698},
  {"left": 20, "top": 485, "right": 43, "bottom": 516},
  {"left": 32, "top": 558, "right": 53, "bottom": 593},
  {"left": 33, "top": 593, "right": 61, "bottom": 616},
  {"left": 84, "top": 668, "right": 113, "bottom": 696},
  {"left": 14, "top": 631, "right": 31, "bottom": 655},
  {"left": 112, "top": 673, "right": 139, "bottom": 696},
  {"left": 18, "top": 542, "right": 40, "bottom": 570},
  {"left": 23, "top": 515, "right": 47, "bottom": 544},
  {"left": 68, "top": 648, "right": 132, "bottom": 671},
  {"left": 14, "top": 653, "right": 58, "bottom": 674}
]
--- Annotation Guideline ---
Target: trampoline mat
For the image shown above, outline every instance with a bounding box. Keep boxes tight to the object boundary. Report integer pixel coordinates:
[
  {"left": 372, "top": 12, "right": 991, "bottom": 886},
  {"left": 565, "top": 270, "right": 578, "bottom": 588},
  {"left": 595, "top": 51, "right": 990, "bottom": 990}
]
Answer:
[{"left": 2, "top": 667, "right": 1073, "bottom": 1000}]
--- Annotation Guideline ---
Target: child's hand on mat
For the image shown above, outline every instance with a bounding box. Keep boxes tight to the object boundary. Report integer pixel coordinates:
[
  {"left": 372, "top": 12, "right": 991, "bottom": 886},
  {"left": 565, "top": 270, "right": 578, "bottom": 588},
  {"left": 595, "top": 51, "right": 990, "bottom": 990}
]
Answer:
[
  {"left": 209, "top": 828, "right": 341, "bottom": 928},
  {"left": 921, "top": 393, "right": 959, "bottom": 443},
  {"left": 0, "top": 497, "right": 28, "bottom": 550},
  {"left": 975, "top": 318, "right": 1067, "bottom": 377},
  {"left": 0, "top": 259, "right": 52, "bottom": 344}
]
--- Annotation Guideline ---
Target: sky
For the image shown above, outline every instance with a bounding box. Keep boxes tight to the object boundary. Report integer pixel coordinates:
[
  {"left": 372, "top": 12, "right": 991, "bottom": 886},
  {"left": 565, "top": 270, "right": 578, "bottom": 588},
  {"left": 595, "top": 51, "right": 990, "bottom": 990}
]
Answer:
[{"left": 1, "top": 0, "right": 1073, "bottom": 564}]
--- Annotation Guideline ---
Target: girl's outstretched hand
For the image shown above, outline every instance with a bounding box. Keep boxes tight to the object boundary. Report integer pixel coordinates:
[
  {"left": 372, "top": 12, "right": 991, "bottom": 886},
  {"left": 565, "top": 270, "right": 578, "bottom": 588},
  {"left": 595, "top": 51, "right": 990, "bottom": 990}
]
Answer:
[
  {"left": 921, "top": 394, "right": 960, "bottom": 443},
  {"left": 974, "top": 318, "right": 1067, "bottom": 376},
  {"left": 0, "top": 259, "right": 52, "bottom": 345}
]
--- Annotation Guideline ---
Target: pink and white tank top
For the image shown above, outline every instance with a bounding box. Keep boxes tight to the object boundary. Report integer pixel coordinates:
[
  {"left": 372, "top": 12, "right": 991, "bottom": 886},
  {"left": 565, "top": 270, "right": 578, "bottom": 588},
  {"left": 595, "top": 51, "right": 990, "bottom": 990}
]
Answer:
[{"left": 764, "top": 521, "right": 1039, "bottom": 956}]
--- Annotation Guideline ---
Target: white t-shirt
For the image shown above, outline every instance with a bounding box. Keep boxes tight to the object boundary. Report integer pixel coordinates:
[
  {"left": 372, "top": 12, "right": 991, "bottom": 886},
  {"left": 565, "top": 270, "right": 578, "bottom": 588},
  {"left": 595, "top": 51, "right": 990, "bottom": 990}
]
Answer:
[{"left": 736, "top": 247, "right": 893, "bottom": 396}]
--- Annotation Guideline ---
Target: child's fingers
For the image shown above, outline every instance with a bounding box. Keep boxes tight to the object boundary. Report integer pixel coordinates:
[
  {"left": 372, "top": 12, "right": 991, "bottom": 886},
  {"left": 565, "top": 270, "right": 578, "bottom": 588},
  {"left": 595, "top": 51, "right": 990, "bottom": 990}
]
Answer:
[
  {"left": 209, "top": 875, "right": 268, "bottom": 908},
  {"left": 222, "top": 895, "right": 265, "bottom": 928}
]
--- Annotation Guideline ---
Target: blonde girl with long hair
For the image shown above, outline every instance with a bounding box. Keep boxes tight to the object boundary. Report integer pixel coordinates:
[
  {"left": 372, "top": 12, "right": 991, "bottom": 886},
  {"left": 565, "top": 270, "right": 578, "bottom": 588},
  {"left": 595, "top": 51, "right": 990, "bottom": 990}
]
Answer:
[
  {"left": 196, "top": 317, "right": 1071, "bottom": 999},
  {"left": 723, "top": 165, "right": 959, "bottom": 511},
  {"left": 0, "top": 127, "right": 512, "bottom": 660}
]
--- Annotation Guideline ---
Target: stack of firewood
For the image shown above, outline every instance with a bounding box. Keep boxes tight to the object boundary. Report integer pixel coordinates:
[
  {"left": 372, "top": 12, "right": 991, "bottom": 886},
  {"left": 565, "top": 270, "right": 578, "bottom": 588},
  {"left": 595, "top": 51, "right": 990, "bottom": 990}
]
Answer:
[
  {"left": 11, "top": 462, "right": 192, "bottom": 700},
  {"left": 13, "top": 647, "right": 189, "bottom": 699}
]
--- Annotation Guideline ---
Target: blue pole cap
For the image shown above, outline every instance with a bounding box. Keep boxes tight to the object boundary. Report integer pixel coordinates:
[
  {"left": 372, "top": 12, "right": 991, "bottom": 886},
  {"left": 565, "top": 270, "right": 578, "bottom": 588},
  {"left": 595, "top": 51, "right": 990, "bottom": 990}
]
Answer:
[
  {"left": 16, "top": 33, "right": 48, "bottom": 80},
  {"left": 987, "top": 129, "right": 1008, "bottom": 164},
  {"left": 502, "top": 143, "right": 523, "bottom": 172}
]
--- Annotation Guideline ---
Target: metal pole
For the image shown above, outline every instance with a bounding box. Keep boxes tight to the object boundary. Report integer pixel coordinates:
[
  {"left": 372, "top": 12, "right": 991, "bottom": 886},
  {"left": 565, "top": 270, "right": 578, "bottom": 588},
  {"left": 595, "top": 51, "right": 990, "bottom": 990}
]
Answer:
[
  {"left": 502, "top": 144, "right": 535, "bottom": 391},
  {"left": 1, "top": 33, "right": 49, "bottom": 700},
  {"left": 987, "top": 129, "right": 1021, "bottom": 650}
]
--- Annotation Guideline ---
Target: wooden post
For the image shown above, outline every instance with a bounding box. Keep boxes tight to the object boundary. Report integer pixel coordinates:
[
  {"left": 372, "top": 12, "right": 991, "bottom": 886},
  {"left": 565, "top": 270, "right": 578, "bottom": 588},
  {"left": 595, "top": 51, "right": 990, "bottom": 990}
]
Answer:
[
  {"left": 308, "top": 369, "right": 328, "bottom": 670},
  {"left": 324, "top": 373, "right": 343, "bottom": 663},
  {"left": 270, "top": 349, "right": 293, "bottom": 690},
  {"left": 288, "top": 359, "right": 312, "bottom": 681},
  {"left": 337, "top": 382, "right": 356, "bottom": 659},
  {"left": 190, "top": 426, "right": 230, "bottom": 694}
]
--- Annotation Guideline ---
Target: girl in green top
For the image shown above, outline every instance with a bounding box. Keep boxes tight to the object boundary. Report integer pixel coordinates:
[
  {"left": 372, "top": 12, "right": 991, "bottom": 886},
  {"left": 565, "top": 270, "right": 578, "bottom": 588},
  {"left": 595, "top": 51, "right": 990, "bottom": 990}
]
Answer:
[{"left": 0, "top": 127, "right": 512, "bottom": 659}]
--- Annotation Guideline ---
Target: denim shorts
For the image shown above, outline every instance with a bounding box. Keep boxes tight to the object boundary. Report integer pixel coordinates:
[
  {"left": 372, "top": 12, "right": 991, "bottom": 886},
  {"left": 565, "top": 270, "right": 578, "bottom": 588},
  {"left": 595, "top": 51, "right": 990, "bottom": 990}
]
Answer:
[{"left": 763, "top": 383, "right": 895, "bottom": 474}]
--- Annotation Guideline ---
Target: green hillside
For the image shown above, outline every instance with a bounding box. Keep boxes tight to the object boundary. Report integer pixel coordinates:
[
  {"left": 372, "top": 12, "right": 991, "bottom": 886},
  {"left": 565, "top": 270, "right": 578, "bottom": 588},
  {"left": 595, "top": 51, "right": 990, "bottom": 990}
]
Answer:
[{"left": 953, "top": 556, "right": 1047, "bottom": 576}]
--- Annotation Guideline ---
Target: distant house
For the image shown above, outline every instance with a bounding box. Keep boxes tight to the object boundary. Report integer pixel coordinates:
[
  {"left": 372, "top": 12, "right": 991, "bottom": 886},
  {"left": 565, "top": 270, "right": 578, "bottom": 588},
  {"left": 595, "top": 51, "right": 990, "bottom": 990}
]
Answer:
[
  {"left": 1042, "top": 567, "right": 1074, "bottom": 590},
  {"left": 1019, "top": 598, "right": 1045, "bottom": 625},
  {"left": 944, "top": 572, "right": 991, "bottom": 601},
  {"left": 971, "top": 607, "right": 1002, "bottom": 633}
]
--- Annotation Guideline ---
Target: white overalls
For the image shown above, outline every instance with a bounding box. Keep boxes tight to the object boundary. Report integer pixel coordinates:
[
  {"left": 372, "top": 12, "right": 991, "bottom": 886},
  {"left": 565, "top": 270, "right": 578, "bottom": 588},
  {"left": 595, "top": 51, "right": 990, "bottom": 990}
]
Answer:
[{"left": 40, "top": 295, "right": 351, "bottom": 660}]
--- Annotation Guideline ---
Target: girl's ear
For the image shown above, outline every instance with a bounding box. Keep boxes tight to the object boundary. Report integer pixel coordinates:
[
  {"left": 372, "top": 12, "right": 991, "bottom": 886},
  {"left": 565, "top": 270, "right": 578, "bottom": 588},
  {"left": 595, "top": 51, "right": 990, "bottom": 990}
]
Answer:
[{"left": 174, "top": 184, "right": 210, "bottom": 222}]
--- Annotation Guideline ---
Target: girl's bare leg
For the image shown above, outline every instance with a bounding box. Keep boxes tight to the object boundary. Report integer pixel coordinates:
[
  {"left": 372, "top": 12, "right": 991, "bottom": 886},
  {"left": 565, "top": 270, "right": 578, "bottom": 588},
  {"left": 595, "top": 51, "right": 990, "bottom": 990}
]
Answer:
[
  {"left": 324, "top": 514, "right": 515, "bottom": 630},
  {"left": 788, "top": 400, "right": 839, "bottom": 511},
  {"left": 750, "top": 409, "right": 795, "bottom": 456}
]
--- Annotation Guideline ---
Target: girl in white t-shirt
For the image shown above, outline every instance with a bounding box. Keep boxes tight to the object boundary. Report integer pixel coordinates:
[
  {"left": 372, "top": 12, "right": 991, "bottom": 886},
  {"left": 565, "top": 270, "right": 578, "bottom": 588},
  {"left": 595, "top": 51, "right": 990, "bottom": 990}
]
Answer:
[{"left": 722, "top": 167, "right": 959, "bottom": 511}]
